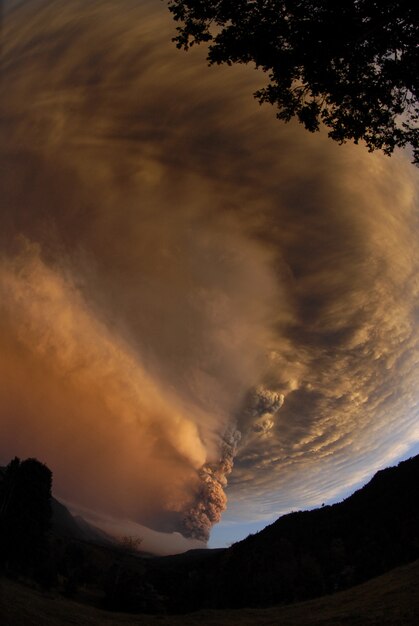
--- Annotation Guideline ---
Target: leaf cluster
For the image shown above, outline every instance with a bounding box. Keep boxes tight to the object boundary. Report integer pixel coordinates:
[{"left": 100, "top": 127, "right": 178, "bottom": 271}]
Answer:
[{"left": 168, "top": 0, "right": 418, "bottom": 163}]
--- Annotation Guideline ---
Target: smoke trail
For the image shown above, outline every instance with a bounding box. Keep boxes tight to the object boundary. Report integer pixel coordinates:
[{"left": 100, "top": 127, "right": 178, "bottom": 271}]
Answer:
[
  {"left": 182, "top": 386, "right": 285, "bottom": 540},
  {"left": 181, "top": 429, "right": 241, "bottom": 541}
]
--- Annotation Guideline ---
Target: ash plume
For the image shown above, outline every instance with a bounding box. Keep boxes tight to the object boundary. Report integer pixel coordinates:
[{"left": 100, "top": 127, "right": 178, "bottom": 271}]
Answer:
[
  {"left": 246, "top": 386, "right": 285, "bottom": 435},
  {"left": 181, "top": 430, "right": 241, "bottom": 541},
  {"left": 182, "top": 386, "right": 285, "bottom": 540}
]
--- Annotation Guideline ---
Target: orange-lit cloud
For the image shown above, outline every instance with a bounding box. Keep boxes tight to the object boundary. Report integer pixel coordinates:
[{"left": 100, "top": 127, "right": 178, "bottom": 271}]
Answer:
[{"left": 1, "top": 0, "right": 419, "bottom": 547}]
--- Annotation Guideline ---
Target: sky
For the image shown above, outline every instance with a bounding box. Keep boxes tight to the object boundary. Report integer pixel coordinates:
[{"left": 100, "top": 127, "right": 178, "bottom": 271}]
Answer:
[{"left": 1, "top": 0, "right": 419, "bottom": 553}]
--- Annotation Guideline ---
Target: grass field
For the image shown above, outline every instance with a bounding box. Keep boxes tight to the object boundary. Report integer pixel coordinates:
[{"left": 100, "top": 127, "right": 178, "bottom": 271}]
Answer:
[{"left": 1, "top": 559, "right": 418, "bottom": 626}]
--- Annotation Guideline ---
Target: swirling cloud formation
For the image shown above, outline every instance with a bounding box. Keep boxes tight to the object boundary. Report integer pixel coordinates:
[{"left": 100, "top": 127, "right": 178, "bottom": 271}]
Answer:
[{"left": 1, "top": 0, "right": 418, "bottom": 547}]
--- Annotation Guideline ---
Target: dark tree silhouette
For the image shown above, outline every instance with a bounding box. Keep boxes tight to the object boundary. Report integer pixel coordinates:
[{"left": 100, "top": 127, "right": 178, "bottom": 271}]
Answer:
[
  {"left": 0, "top": 457, "right": 52, "bottom": 575},
  {"left": 168, "top": 0, "right": 418, "bottom": 163}
]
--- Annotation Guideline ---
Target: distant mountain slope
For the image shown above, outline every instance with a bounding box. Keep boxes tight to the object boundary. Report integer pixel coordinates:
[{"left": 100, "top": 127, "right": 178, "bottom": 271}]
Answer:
[
  {"left": 51, "top": 498, "right": 115, "bottom": 546},
  {"left": 51, "top": 498, "right": 86, "bottom": 540},
  {"left": 2, "top": 454, "right": 419, "bottom": 616},
  {"left": 147, "top": 454, "right": 419, "bottom": 611},
  {"left": 1, "top": 465, "right": 114, "bottom": 547}
]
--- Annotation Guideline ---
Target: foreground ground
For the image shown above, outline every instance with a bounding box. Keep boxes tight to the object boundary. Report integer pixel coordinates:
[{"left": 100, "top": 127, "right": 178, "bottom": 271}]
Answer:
[{"left": 1, "top": 558, "right": 419, "bottom": 626}]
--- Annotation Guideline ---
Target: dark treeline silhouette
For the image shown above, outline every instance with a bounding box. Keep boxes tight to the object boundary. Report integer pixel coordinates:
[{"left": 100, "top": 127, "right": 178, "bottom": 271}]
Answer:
[
  {"left": 168, "top": 0, "right": 418, "bottom": 163},
  {"left": 1, "top": 453, "right": 419, "bottom": 614}
]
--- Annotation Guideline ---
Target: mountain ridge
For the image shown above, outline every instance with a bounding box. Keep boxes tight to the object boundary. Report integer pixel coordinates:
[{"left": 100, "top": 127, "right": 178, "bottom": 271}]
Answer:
[
  {"left": 145, "top": 453, "right": 419, "bottom": 611},
  {"left": 1, "top": 453, "right": 419, "bottom": 615}
]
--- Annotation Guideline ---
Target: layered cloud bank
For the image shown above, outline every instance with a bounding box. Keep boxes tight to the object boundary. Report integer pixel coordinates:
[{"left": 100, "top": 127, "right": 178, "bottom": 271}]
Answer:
[{"left": 1, "top": 0, "right": 418, "bottom": 547}]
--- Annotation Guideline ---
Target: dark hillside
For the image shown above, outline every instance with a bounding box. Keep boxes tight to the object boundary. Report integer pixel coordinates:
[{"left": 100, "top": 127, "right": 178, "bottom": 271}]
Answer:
[
  {"left": 2, "top": 557, "right": 419, "bottom": 625},
  {"left": 145, "top": 454, "right": 419, "bottom": 610},
  {"left": 2, "top": 454, "right": 419, "bottom": 615}
]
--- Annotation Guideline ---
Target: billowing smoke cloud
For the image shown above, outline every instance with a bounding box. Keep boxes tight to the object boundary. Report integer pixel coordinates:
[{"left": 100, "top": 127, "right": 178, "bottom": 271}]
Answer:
[
  {"left": 1, "top": 0, "right": 419, "bottom": 549},
  {"left": 181, "top": 429, "right": 241, "bottom": 541},
  {"left": 0, "top": 242, "right": 212, "bottom": 533},
  {"left": 245, "top": 387, "right": 285, "bottom": 435},
  {"left": 0, "top": 0, "right": 283, "bottom": 544}
]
